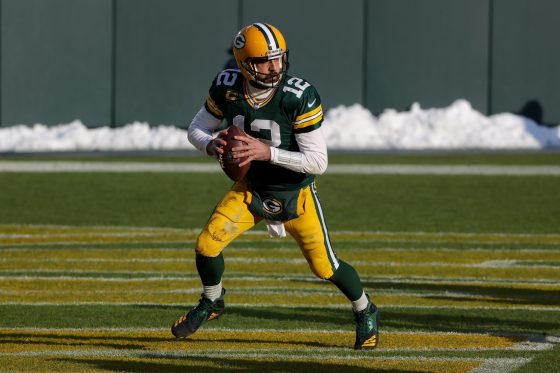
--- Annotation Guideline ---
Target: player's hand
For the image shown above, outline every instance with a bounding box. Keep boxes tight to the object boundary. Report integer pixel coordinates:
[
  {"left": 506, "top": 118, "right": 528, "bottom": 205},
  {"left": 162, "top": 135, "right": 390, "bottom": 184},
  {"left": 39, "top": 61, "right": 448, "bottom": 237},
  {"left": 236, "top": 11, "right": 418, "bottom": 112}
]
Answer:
[
  {"left": 231, "top": 133, "right": 271, "bottom": 167},
  {"left": 206, "top": 137, "right": 227, "bottom": 159}
]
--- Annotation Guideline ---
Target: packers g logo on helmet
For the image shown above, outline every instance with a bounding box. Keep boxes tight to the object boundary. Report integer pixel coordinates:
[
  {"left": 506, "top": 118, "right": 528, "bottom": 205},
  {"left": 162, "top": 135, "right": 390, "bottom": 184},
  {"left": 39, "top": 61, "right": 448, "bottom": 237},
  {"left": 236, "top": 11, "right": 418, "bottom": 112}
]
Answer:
[
  {"left": 233, "top": 34, "right": 245, "bottom": 49},
  {"left": 232, "top": 23, "right": 289, "bottom": 88}
]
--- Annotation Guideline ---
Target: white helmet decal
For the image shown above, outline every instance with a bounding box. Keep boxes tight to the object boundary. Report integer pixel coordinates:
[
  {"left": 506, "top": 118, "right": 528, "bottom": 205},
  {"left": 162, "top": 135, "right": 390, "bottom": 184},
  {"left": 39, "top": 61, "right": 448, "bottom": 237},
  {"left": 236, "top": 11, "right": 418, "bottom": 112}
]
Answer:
[{"left": 233, "top": 34, "right": 245, "bottom": 49}]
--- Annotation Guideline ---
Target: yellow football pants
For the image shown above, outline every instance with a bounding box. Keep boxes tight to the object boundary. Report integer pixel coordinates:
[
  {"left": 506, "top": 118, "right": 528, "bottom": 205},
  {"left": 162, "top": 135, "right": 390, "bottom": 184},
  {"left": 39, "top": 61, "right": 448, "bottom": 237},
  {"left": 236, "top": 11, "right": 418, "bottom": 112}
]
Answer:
[{"left": 195, "top": 180, "right": 340, "bottom": 279}]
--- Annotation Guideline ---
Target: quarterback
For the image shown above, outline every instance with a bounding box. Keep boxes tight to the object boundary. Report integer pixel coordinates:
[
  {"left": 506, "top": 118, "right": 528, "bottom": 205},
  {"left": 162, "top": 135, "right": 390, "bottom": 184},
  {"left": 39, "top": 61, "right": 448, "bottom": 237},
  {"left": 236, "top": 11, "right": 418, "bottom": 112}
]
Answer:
[{"left": 172, "top": 22, "right": 379, "bottom": 350}]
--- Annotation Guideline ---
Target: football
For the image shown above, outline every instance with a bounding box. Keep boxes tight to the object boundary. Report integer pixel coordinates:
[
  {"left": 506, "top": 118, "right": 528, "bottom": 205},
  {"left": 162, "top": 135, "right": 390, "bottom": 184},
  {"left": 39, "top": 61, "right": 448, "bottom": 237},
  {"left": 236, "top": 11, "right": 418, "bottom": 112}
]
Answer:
[{"left": 217, "top": 126, "right": 251, "bottom": 181}]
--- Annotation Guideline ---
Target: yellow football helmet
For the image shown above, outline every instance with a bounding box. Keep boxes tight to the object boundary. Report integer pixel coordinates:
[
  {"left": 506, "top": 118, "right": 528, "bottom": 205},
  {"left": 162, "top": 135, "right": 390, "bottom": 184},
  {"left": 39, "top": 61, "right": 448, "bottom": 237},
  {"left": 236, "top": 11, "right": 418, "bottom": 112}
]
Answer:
[{"left": 232, "top": 23, "right": 289, "bottom": 88}]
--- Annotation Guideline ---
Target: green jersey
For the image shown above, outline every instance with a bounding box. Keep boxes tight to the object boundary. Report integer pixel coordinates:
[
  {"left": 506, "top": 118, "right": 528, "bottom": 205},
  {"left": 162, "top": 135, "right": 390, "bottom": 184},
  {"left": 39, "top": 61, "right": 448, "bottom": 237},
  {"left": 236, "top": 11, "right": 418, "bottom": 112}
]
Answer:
[{"left": 204, "top": 69, "right": 323, "bottom": 191}]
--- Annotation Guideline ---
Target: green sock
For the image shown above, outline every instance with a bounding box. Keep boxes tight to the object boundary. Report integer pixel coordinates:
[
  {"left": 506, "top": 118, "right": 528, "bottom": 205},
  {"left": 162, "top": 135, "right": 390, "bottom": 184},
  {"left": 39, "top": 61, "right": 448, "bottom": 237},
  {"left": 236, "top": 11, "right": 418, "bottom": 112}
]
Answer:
[
  {"left": 195, "top": 252, "right": 224, "bottom": 286},
  {"left": 328, "top": 259, "right": 364, "bottom": 301}
]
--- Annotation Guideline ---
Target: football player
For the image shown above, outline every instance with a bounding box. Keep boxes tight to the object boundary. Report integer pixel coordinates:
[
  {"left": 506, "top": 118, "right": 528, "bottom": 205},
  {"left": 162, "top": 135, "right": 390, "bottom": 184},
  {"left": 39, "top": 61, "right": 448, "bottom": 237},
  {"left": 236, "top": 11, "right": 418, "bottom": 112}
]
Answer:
[{"left": 172, "top": 22, "right": 379, "bottom": 350}]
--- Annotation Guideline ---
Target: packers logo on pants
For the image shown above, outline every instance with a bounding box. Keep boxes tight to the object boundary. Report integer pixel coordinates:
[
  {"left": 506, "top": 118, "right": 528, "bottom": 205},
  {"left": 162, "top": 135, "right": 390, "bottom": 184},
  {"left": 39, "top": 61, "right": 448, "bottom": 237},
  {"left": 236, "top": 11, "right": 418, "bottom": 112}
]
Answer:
[{"left": 262, "top": 198, "right": 283, "bottom": 215}]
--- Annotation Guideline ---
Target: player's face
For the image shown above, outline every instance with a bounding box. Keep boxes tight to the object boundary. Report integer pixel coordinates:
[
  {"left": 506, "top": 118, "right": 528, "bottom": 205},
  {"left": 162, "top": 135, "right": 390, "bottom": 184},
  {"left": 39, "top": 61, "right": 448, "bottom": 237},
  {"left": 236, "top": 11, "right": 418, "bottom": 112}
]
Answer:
[{"left": 253, "top": 57, "right": 283, "bottom": 85}]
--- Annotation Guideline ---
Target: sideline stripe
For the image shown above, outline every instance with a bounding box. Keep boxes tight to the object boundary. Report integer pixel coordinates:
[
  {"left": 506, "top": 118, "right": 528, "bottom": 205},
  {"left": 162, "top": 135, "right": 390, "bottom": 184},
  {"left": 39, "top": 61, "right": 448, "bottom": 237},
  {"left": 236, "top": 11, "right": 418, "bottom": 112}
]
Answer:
[
  {"left": 1, "top": 161, "right": 560, "bottom": 175},
  {"left": 329, "top": 164, "right": 560, "bottom": 176}
]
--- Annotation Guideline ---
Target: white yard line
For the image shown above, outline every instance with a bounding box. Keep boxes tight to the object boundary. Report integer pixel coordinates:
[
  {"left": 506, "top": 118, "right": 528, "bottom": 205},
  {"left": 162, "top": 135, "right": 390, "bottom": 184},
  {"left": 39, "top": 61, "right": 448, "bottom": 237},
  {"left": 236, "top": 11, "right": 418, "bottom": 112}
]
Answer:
[
  {"left": 0, "top": 161, "right": 221, "bottom": 173},
  {"left": 3, "top": 257, "right": 558, "bottom": 269},
  {"left": 1, "top": 273, "right": 559, "bottom": 286},
  {"left": 4, "top": 245, "right": 555, "bottom": 253},
  {"left": 2, "top": 224, "right": 560, "bottom": 242},
  {"left": 3, "top": 226, "right": 560, "bottom": 241},
  {"left": 469, "top": 358, "right": 532, "bottom": 373},
  {"left": 1, "top": 161, "right": 560, "bottom": 175}
]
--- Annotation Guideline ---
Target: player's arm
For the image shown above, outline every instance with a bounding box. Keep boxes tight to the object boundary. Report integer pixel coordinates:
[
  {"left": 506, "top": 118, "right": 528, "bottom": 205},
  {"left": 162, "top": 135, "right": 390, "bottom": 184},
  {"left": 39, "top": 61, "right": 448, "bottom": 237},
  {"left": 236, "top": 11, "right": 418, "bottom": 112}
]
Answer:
[
  {"left": 269, "top": 128, "right": 327, "bottom": 174},
  {"left": 232, "top": 125, "right": 327, "bottom": 174},
  {"left": 187, "top": 107, "right": 227, "bottom": 157},
  {"left": 188, "top": 75, "right": 230, "bottom": 157},
  {"left": 269, "top": 82, "right": 327, "bottom": 174}
]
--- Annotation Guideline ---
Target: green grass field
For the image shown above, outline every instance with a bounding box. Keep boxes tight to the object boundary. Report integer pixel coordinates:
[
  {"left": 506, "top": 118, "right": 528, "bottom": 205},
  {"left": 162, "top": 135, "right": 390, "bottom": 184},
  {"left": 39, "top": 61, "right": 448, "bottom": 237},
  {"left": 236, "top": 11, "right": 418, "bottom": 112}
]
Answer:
[{"left": 1, "top": 152, "right": 559, "bottom": 372}]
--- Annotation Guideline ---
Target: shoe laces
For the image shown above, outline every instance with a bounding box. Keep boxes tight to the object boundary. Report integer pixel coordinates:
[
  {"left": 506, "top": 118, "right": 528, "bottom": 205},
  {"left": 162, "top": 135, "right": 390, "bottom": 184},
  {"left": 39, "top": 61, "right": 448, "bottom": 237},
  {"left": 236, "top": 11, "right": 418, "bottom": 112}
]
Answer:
[{"left": 195, "top": 294, "right": 216, "bottom": 311}]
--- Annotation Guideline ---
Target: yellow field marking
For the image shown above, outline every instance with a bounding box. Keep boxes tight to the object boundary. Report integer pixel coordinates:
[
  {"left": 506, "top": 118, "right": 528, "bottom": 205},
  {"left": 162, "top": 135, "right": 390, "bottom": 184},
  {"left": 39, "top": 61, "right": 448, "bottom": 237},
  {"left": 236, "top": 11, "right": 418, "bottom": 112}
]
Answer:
[
  {"left": 0, "top": 329, "right": 522, "bottom": 353},
  {"left": 0, "top": 233, "right": 241, "bottom": 245},
  {"left": 332, "top": 231, "right": 560, "bottom": 245},
  {"left": 2, "top": 287, "right": 558, "bottom": 309},
  {"left": 0, "top": 279, "right": 324, "bottom": 293},
  {"left": 2, "top": 224, "right": 560, "bottom": 245},
  {"left": 343, "top": 249, "right": 560, "bottom": 264},
  {"left": 0, "top": 225, "right": 199, "bottom": 245},
  {"left": 0, "top": 225, "right": 185, "bottom": 235},
  {"left": 2, "top": 247, "right": 560, "bottom": 264},
  {"left": 4, "top": 277, "right": 558, "bottom": 293},
  {"left": 1, "top": 257, "right": 557, "bottom": 281}
]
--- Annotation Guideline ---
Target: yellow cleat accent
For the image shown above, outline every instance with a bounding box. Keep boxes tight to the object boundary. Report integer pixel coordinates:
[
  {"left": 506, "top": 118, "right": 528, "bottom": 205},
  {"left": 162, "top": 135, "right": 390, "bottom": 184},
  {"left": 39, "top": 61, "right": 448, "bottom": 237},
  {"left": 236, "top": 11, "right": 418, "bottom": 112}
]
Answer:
[
  {"left": 361, "top": 335, "right": 378, "bottom": 348},
  {"left": 207, "top": 312, "right": 220, "bottom": 321}
]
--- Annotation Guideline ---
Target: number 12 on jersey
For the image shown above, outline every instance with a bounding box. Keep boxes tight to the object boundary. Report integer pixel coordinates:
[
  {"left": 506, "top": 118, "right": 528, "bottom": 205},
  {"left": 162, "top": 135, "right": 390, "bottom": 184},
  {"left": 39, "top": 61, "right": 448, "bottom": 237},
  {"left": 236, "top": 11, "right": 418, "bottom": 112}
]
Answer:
[{"left": 283, "top": 77, "right": 310, "bottom": 99}]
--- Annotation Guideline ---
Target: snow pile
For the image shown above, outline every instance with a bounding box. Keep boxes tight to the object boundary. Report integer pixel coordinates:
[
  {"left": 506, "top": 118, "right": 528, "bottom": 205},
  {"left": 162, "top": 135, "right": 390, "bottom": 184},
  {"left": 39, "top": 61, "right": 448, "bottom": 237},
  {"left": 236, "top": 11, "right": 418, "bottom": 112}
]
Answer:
[
  {"left": 0, "top": 121, "right": 192, "bottom": 152},
  {"left": 1, "top": 99, "right": 559, "bottom": 152},
  {"left": 323, "top": 100, "right": 560, "bottom": 149}
]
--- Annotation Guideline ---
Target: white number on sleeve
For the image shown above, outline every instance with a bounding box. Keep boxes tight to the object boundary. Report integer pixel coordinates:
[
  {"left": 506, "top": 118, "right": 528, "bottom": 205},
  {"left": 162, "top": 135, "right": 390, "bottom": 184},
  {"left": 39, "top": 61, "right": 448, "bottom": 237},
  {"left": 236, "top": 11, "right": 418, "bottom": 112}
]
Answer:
[
  {"left": 282, "top": 77, "right": 310, "bottom": 99},
  {"left": 216, "top": 71, "right": 238, "bottom": 86}
]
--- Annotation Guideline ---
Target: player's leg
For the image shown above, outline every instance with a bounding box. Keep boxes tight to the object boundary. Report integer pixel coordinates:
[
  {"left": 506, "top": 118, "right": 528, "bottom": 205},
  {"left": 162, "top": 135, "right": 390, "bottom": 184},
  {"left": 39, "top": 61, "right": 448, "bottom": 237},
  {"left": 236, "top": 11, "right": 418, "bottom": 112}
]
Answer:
[
  {"left": 172, "top": 181, "right": 261, "bottom": 338},
  {"left": 284, "top": 182, "right": 379, "bottom": 349}
]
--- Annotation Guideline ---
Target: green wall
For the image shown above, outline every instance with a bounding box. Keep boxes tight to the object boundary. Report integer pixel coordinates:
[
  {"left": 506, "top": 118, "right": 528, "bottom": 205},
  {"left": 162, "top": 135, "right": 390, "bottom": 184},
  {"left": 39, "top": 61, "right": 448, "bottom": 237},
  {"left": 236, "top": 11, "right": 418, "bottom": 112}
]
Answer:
[
  {"left": 492, "top": 0, "right": 560, "bottom": 125},
  {"left": 114, "top": 0, "right": 237, "bottom": 127},
  {"left": 366, "top": 0, "right": 489, "bottom": 114},
  {"left": 1, "top": 0, "right": 559, "bottom": 128},
  {"left": 1, "top": 0, "right": 112, "bottom": 126}
]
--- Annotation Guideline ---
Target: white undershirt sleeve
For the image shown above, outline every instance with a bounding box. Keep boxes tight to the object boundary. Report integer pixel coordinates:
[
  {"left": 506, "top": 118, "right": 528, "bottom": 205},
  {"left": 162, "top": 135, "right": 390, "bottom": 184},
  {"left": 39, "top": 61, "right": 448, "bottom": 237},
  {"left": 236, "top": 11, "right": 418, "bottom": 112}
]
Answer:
[
  {"left": 187, "top": 107, "right": 222, "bottom": 155},
  {"left": 269, "top": 126, "right": 328, "bottom": 175}
]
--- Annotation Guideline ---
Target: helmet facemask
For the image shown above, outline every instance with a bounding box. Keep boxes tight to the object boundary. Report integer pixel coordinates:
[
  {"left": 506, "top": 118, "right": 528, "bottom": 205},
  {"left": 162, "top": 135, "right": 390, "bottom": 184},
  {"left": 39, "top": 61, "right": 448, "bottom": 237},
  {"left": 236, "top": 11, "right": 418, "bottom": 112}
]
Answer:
[{"left": 242, "top": 52, "right": 289, "bottom": 88}]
